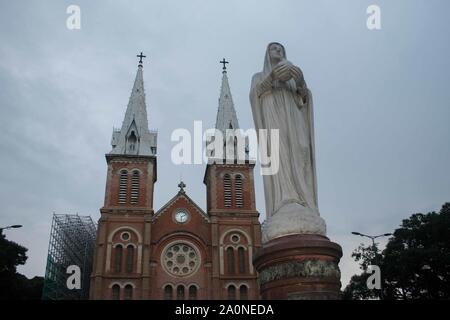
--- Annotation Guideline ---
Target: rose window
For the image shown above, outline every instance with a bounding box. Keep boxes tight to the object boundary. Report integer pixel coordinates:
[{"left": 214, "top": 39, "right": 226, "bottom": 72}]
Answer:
[{"left": 163, "top": 243, "right": 199, "bottom": 277}]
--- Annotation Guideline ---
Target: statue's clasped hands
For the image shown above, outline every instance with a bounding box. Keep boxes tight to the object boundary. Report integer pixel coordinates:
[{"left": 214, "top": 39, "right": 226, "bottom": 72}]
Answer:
[{"left": 271, "top": 60, "right": 304, "bottom": 84}]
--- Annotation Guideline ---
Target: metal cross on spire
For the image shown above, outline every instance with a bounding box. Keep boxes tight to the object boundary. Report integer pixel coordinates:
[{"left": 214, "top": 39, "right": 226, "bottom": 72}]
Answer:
[
  {"left": 137, "top": 52, "right": 147, "bottom": 66},
  {"left": 220, "top": 58, "right": 229, "bottom": 72},
  {"left": 178, "top": 181, "right": 186, "bottom": 193}
]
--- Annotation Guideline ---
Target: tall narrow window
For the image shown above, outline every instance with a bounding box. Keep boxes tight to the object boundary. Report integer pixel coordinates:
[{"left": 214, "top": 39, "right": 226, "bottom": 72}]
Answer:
[
  {"left": 238, "top": 247, "right": 245, "bottom": 274},
  {"left": 240, "top": 285, "right": 248, "bottom": 300},
  {"left": 124, "top": 285, "right": 133, "bottom": 300},
  {"left": 119, "top": 170, "right": 128, "bottom": 204},
  {"left": 112, "top": 284, "right": 120, "bottom": 300},
  {"left": 130, "top": 170, "right": 140, "bottom": 204},
  {"left": 228, "top": 285, "right": 236, "bottom": 300},
  {"left": 177, "top": 285, "right": 185, "bottom": 300},
  {"left": 128, "top": 131, "right": 137, "bottom": 152},
  {"left": 126, "top": 245, "right": 134, "bottom": 273},
  {"left": 235, "top": 175, "right": 243, "bottom": 207},
  {"left": 189, "top": 285, "right": 197, "bottom": 300},
  {"left": 224, "top": 174, "right": 232, "bottom": 207},
  {"left": 114, "top": 245, "right": 122, "bottom": 273},
  {"left": 226, "top": 247, "right": 235, "bottom": 274},
  {"left": 164, "top": 285, "right": 173, "bottom": 300}
]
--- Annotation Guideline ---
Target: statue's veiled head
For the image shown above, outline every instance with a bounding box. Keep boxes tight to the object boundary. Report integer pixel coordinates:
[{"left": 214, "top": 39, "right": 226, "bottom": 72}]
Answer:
[
  {"left": 264, "top": 42, "right": 287, "bottom": 74},
  {"left": 268, "top": 42, "right": 285, "bottom": 61}
]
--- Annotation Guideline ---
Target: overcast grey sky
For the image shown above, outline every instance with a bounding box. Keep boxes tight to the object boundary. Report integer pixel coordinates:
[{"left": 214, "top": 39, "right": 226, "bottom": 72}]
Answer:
[{"left": 0, "top": 0, "right": 449, "bottom": 287}]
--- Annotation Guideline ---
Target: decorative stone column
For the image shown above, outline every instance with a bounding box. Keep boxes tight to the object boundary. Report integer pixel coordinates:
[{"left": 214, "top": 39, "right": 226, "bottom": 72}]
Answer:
[{"left": 253, "top": 234, "right": 342, "bottom": 300}]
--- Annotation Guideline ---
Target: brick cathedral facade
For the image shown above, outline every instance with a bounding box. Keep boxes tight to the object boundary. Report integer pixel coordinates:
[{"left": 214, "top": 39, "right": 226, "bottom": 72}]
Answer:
[{"left": 89, "top": 60, "right": 262, "bottom": 300}]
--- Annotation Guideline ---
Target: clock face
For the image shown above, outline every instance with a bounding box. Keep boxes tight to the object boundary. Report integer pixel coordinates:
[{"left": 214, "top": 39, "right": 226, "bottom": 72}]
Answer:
[{"left": 175, "top": 210, "right": 189, "bottom": 223}]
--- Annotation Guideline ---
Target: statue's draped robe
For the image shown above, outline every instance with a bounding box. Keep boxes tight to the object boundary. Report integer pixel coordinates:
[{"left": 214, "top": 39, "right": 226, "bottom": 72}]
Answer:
[{"left": 250, "top": 44, "right": 318, "bottom": 218}]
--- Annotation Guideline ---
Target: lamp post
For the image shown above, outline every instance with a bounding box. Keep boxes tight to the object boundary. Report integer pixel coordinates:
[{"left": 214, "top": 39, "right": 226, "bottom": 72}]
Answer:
[
  {"left": 351, "top": 232, "right": 392, "bottom": 247},
  {"left": 0, "top": 225, "right": 22, "bottom": 235},
  {"left": 351, "top": 231, "right": 392, "bottom": 300}
]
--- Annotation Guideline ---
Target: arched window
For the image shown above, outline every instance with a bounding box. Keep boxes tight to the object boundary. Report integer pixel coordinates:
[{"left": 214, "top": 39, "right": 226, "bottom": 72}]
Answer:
[
  {"left": 177, "top": 285, "right": 185, "bottom": 300},
  {"left": 164, "top": 285, "right": 173, "bottom": 300},
  {"left": 228, "top": 285, "right": 236, "bottom": 300},
  {"left": 112, "top": 284, "right": 120, "bottom": 300},
  {"left": 114, "top": 245, "right": 123, "bottom": 273},
  {"left": 126, "top": 245, "right": 134, "bottom": 273},
  {"left": 189, "top": 285, "right": 197, "bottom": 300},
  {"left": 130, "top": 170, "right": 140, "bottom": 204},
  {"left": 226, "top": 247, "right": 235, "bottom": 274},
  {"left": 240, "top": 285, "right": 248, "bottom": 300},
  {"left": 235, "top": 175, "right": 243, "bottom": 207},
  {"left": 238, "top": 247, "right": 245, "bottom": 274},
  {"left": 119, "top": 170, "right": 128, "bottom": 204},
  {"left": 124, "top": 285, "right": 133, "bottom": 300},
  {"left": 224, "top": 174, "right": 232, "bottom": 207}
]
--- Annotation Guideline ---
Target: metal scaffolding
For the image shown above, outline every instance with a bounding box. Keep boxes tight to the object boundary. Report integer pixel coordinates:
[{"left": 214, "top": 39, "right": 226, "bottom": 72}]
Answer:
[{"left": 42, "top": 214, "right": 97, "bottom": 300}]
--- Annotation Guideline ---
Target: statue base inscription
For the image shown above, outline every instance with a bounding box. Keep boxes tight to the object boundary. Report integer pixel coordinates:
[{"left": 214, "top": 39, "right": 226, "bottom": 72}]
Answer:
[{"left": 253, "top": 234, "right": 343, "bottom": 300}]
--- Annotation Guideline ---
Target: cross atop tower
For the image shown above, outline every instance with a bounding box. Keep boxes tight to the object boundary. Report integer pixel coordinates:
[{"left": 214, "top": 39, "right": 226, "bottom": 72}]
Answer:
[
  {"left": 178, "top": 180, "right": 186, "bottom": 193},
  {"left": 220, "top": 58, "right": 229, "bottom": 72},
  {"left": 137, "top": 52, "right": 147, "bottom": 66}
]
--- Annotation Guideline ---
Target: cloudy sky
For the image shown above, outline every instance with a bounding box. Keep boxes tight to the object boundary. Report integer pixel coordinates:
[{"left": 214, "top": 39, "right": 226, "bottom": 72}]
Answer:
[{"left": 1, "top": 0, "right": 449, "bottom": 288}]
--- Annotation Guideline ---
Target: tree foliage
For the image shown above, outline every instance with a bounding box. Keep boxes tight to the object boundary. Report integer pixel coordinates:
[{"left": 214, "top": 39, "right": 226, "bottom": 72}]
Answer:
[
  {"left": 0, "top": 232, "right": 44, "bottom": 300},
  {"left": 344, "top": 202, "right": 450, "bottom": 300}
]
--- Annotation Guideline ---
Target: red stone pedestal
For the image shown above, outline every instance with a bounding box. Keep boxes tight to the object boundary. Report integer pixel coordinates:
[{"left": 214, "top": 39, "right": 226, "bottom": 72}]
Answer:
[{"left": 253, "top": 234, "right": 343, "bottom": 300}]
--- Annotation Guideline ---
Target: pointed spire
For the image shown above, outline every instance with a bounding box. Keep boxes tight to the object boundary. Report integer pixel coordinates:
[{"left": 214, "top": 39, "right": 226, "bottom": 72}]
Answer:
[
  {"left": 215, "top": 59, "right": 239, "bottom": 133},
  {"left": 208, "top": 59, "right": 249, "bottom": 162},
  {"left": 110, "top": 54, "right": 157, "bottom": 156}
]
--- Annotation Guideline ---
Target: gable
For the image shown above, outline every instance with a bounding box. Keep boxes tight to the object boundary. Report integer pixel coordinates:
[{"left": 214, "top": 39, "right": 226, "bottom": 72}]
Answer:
[{"left": 153, "top": 191, "right": 209, "bottom": 223}]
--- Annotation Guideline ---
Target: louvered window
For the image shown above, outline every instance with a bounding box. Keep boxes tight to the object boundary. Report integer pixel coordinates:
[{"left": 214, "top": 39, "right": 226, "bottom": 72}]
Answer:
[
  {"left": 119, "top": 170, "right": 128, "bottom": 204},
  {"left": 130, "top": 171, "right": 140, "bottom": 204},
  {"left": 235, "top": 175, "right": 243, "bottom": 208},
  {"left": 224, "top": 174, "right": 232, "bottom": 207}
]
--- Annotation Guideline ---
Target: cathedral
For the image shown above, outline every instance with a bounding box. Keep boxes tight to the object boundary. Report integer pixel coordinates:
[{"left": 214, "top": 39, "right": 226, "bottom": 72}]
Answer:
[{"left": 89, "top": 55, "right": 262, "bottom": 300}]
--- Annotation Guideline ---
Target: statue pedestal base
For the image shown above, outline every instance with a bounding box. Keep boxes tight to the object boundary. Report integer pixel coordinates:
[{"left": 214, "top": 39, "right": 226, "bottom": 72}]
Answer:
[{"left": 253, "top": 234, "right": 343, "bottom": 300}]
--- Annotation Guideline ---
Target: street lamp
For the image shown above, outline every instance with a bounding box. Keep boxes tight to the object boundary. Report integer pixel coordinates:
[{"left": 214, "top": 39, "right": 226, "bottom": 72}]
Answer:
[
  {"left": 351, "top": 231, "right": 392, "bottom": 300},
  {"left": 0, "top": 225, "right": 23, "bottom": 234},
  {"left": 351, "top": 232, "right": 392, "bottom": 247}
]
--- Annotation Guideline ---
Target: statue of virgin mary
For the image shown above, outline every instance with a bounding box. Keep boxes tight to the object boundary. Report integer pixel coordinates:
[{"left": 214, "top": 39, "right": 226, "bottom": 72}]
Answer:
[{"left": 250, "top": 42, "right": 326, "bottom": 243}]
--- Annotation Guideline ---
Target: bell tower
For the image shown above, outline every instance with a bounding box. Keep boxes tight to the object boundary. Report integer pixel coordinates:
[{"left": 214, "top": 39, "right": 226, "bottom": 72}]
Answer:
[
  {"left": 204, "top": 60, "right": 261, "bottom": 299},
  {"left": 90, "top": 54, "right": 157, "bottom": 300}
]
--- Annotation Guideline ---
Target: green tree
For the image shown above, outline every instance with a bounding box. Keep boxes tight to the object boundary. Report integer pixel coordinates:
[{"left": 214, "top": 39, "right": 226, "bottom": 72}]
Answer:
[
  {"left": 344, "top": 202, "right": 450, "bottom": 300},
  {"left": 382, "top": 203, "right": 450, "bottom": 299},
  {"left": 0, "top": 232, "right": 44, "bottom": 300}
]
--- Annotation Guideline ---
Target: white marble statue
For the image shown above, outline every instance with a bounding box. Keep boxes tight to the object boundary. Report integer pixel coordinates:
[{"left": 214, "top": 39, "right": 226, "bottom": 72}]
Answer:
[{"left": 250, "top": 42, "right": 326, "bottom": 243}]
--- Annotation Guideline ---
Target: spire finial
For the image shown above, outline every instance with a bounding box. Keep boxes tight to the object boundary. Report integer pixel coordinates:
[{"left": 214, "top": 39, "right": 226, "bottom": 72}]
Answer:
[
  {"left": 137, "top": 51, "right": 147, "bottom": 67},
  {"left": 178, "top": 180, "right": 186, "bottom": 193},
  {"left": 220, "top": 58, "right": 229, "bottom": 72}
]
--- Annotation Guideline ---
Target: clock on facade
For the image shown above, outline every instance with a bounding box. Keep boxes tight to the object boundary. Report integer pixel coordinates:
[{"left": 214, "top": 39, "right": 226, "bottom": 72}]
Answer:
[{"left": 175, "top": 210, "right": 189, "bottom": 223}]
